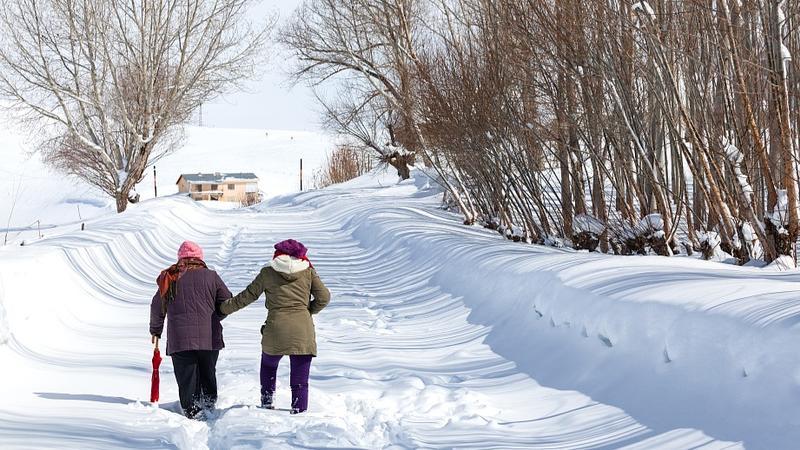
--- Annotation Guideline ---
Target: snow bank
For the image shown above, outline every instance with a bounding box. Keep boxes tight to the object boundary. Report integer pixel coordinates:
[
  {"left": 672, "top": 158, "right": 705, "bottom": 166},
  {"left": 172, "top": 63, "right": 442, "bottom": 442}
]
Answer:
[
  {"left": 336, "top": 169, "right": 800, "bottom": 448},
  {"left": 574, "top": 213, "right": 605, "bottom": 234},
  {"left": 765, "top": 255, "right": 795, "bottom": 271}
]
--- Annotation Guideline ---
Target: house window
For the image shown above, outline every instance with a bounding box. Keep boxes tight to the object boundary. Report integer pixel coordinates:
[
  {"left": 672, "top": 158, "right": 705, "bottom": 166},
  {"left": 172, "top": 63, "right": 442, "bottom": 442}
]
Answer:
[
  {"left": 210, "top": 184, "right": 218, "bottom": 190},
  {"left": 228, "top": 184, "right": 235, "bottom": 190},
  {"left": 194, "top": 184, "right": 202, "bottom": 192}
]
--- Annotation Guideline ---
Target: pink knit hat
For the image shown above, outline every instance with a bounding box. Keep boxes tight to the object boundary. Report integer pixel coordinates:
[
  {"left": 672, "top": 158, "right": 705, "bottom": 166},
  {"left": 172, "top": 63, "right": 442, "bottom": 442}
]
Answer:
[{"left": 177, "top": 241, "right": 203, "bottom": 260}]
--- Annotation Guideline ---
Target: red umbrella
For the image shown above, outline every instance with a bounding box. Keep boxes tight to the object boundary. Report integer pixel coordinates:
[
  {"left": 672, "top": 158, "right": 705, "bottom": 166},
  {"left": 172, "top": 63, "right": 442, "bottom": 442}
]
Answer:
[{"left": 150, "top": 337, "right": 162, "bottom": 403}]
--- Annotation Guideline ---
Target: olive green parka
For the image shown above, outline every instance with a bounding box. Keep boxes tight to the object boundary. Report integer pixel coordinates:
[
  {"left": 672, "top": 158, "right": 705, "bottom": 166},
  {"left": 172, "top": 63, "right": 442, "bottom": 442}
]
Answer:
[{"left": 220, "top": 256, "right": 330, "bottom": 355}]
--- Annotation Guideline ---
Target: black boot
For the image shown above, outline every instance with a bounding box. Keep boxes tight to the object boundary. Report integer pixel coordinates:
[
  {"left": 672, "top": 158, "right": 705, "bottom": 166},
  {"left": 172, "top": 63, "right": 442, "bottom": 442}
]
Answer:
[
  {"left": 184, "top": 402, "right": 203, "bottom": 420},
  {"left": 260, "top": 391, "right": 274, "bottom": 409}
]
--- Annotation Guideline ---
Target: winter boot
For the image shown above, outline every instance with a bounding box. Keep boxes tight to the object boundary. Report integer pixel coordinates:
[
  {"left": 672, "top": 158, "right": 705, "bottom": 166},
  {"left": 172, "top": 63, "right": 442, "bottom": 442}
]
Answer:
[
  {"left": 260, "top": 391, "right": 275, "bottom": 410},
  {"left": 290, "top": 383, "right": 308, "bottom": 414},
  {"left": 185, "top": 403, "right": 203, "bottom": 420}
]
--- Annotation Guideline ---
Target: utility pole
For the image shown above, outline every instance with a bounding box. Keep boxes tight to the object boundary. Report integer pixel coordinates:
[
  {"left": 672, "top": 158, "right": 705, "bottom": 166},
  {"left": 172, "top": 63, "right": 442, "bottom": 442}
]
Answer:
[
  {"left": 154, "top": 165, "right": 158, "bottom": 198},
  {"left": 300, "top": 158, "right": 304, "bottom": 191},
  {"left": 199, "top": 103, "right": 203, "bottom": 127}
]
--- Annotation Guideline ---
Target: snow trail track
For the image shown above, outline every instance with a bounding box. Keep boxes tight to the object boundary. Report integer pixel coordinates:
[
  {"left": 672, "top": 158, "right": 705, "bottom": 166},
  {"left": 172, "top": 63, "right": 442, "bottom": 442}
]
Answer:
[{"left": 0, "top": 170, "right": 785, "bottom": 449}]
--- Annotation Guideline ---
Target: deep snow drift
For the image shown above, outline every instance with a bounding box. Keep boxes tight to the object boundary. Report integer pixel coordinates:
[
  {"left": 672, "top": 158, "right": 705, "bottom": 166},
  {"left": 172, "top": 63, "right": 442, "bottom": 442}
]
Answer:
[{"left": 6, "top": 164, "right": 794, "bottom": 448}]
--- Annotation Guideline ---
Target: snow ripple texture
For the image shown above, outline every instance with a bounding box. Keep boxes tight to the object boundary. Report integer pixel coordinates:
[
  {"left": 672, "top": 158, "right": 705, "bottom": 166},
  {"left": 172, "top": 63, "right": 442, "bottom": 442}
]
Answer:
[
  {"left": 0, "top": 274, "right": 9, "bottom": 345},
  {"left": 0, "top": 168, "right": 782, "bottom": 448}
]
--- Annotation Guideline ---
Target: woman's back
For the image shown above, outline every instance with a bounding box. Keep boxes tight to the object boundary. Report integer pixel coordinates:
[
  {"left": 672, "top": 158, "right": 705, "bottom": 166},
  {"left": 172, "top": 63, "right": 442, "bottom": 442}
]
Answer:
[
  {"left": 150, "top": 265, "right": 231, "bottom": 355},
  {"left": 263, "top": 265, "right": 314, "bottom": 312},
  {"left": 220, "top": 254, "right": 330, "bottom": 356}
]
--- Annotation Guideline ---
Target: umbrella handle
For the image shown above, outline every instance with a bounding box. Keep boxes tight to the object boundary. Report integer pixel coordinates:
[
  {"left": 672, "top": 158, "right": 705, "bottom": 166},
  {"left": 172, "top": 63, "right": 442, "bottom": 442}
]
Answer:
[{"left": 152, "top": 335, "right": 159, "bottom": 350}]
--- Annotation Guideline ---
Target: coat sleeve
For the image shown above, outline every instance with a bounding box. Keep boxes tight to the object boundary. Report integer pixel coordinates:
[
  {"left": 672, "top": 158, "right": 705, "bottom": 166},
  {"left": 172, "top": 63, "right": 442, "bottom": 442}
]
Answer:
[
  {"left": 308, "top": 269, "right": 331, "bottom": 315},
  {"left": 220, "top": 269, "right": 266, "bottom": 315},
  {"left": 149, "top": 291, "right": 166, "bottom": 338},
  {"left": 214, "top": 272, "right": 233, "bottom": 320}
]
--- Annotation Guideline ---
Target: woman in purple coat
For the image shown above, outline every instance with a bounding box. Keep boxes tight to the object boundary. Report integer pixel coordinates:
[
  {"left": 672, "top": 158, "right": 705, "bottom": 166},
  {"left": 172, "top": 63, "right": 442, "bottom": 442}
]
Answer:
[{"left": 149, "top": 241, "right": 232, "bottom": 419}]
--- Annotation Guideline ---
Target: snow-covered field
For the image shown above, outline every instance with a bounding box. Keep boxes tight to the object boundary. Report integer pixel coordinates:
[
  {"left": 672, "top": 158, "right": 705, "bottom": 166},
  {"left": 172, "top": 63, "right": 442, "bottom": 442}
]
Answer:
[
  {"left": 3, "top": 153, "right": 799, "bottom": 448},
  {"left": 0, "top": 124, "right": 332, "bottom": 245}
]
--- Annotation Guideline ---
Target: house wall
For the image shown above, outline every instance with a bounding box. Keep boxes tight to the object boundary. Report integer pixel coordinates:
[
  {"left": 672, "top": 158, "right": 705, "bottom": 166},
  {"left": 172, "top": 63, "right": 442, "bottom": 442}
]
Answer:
[
  {"left": 222, "top": 182, "right": 248, "bottom": 202},
  {"left": 177, "top": 178, "right": 191, "bottom": 193},
  {"left": 177, "top": 177, "right": 259, "bottom": 204},
  {"left": 220, "top": 181, "right": 259, "bottom": 204}
]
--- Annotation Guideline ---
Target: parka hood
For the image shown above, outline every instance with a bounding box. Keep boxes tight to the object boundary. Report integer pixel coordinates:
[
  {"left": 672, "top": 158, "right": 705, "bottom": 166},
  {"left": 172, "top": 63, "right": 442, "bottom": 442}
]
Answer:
[{"left": 270, "top": 254, "right": 311, "bottom": 280}]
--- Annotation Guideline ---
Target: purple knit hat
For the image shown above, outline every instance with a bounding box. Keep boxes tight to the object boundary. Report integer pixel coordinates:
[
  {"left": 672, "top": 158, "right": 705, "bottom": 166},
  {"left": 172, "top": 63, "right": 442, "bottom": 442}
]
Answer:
[{"left": 274, "top": 239, "right": 308, "bottom": 259}]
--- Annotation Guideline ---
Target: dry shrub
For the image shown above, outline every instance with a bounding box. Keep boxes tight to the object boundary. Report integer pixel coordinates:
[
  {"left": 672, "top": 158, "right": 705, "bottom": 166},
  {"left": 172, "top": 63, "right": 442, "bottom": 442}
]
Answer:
[{"left": 313, "top": 145, "right": 373, "bottom": 189}]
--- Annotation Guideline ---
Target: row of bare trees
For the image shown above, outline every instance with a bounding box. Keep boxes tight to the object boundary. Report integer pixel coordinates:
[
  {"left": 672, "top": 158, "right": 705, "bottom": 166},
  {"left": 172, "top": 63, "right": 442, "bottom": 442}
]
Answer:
[{"left": 285, "top": 0, "right": 800, "bottom": 264}]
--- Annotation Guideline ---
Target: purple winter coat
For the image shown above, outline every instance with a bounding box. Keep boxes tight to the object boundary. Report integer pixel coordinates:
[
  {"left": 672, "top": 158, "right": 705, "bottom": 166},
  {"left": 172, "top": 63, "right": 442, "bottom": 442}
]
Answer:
[{"left": 149, "top": 267, "right": 232, "bottom": 355}]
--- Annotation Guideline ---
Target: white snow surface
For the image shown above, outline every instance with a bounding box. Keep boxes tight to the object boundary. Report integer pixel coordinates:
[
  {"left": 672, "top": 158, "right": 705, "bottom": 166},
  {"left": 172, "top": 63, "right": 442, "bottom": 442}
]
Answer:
[
  {"left": 725, "top": 139, "right": 755, "bottom": 204},
  {"left": 574, "top": 213, "right": 606, "bottom": 234},
  {"left": 781, "top": 44, "right": 792, "bottom": 62},
  {"left": 638, "top": 213, "right": 664, "bottom": 233},
  {"left": 2, "top": 166, "right": 800, "bottom": 448},
  {"left": 632, "top": 1, "right": 656, "bottom": 18}
]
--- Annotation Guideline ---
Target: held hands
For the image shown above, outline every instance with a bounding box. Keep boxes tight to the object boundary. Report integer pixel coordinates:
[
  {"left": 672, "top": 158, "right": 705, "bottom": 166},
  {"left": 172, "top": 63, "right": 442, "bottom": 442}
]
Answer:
[
  {"left": 151, "top": 335, "right": 159, "bottom": 349},
  {"left": 216, "top": 298, "right": 232, "bottom": 317}
]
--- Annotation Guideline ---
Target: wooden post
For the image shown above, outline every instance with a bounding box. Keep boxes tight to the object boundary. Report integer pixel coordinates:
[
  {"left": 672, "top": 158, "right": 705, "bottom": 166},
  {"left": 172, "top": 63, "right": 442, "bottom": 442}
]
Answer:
[
  {"left": 300, "top": 158, "right": 303, "bottom": 191},
  {"left": 154, "top": 165, "right": 158, "bottom": 198}
]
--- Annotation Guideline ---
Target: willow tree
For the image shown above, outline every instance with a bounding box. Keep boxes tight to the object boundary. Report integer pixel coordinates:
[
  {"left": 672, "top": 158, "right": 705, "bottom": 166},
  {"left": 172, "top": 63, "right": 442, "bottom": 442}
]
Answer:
[{"left": 0, "top": 0, "right": 270, "bottom": 212}]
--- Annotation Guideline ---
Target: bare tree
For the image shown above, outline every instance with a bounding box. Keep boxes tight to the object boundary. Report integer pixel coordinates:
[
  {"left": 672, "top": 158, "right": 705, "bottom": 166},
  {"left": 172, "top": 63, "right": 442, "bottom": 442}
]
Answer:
[
  {"left": 281, "top": 0, "right": 422, "bottom": 181},
  {"left": 0, "top": 0, "right": 271, "bottom": 212}
]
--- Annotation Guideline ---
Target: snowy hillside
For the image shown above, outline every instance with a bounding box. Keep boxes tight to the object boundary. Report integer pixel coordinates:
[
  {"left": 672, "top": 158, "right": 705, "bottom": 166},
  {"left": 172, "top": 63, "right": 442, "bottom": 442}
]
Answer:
[
  {"left": 136, "top": 126, "right": 333, "bottom": 202},
  {"left": 2, "top": 159, "right": 798, "bottom": 448},
  {"left": 0, "top": 125, "right": 333, "bottom": 245},
  {"left": 0, "top": 123, "right": 109, "bottom": 238}
]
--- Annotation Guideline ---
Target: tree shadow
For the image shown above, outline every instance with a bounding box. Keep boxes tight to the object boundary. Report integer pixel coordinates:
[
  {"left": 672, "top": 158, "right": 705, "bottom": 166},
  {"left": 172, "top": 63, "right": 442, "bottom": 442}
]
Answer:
[{"left": 35, "top": 392, "right": 134, "bottom": 405}]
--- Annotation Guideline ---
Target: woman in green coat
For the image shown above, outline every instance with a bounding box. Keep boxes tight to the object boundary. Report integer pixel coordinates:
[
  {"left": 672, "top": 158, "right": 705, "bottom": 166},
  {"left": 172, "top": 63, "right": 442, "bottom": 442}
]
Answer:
[{"left": 220, "top": 239, "right": 330, "bottom": 413}]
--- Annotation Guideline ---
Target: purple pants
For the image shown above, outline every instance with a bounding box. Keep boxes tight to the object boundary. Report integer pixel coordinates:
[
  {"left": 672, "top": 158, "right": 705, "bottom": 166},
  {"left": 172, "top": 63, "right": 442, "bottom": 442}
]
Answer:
[{"left": 260, "top": 353, "right": 313, "bottom": 412}]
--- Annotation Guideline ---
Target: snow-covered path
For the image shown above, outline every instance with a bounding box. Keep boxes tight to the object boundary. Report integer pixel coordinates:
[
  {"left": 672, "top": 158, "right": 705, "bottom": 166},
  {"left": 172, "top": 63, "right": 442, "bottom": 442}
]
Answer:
[{"left": 0, "top": 170, "right": 770, "bottom": 448}]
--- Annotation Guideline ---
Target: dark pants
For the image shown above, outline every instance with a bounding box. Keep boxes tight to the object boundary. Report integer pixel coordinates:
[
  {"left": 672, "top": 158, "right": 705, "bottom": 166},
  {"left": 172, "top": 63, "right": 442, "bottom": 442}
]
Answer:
[
  {"left": 260, "top": 353, "right": 313, "bottom": 412},
  {"left": 171, "top": 350, "right": 219, "bottom": 418}
]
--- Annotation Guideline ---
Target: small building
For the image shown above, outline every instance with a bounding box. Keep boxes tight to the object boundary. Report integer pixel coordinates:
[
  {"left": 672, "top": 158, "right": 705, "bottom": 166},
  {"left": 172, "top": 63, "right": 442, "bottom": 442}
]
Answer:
[{"left": 176, "top": 172, "right": 260, "bottom": 205}]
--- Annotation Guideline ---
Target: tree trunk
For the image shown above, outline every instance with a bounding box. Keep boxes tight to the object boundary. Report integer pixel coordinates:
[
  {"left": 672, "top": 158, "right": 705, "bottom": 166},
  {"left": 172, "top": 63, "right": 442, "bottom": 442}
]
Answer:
[
  {"left": 768, "top": 0, "right": 799, "bottom": 259},
  {"left": 388, "top": 152, "right": 414, "bottom": 180},
  {"left": 115, "top": 190, "right": 129, "bottom": 213}
]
